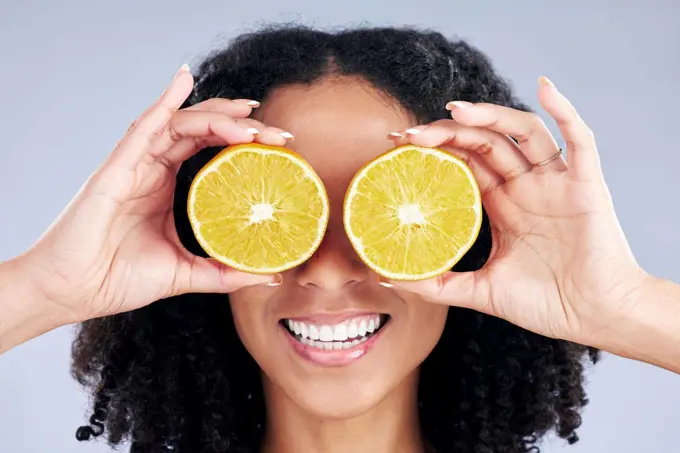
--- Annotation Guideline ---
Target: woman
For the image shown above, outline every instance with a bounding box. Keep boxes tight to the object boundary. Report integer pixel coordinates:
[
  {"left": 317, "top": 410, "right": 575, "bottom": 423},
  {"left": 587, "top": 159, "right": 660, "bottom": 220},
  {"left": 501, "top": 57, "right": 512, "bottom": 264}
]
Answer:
[{"left": 0, "top": 25, "right": 678, "bottom": 453}]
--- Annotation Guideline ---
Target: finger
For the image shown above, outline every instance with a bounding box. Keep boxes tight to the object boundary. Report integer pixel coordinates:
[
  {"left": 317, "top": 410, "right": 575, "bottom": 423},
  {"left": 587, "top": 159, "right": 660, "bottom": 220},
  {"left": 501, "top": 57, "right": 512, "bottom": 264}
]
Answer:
[
  {"left": 184, "top": 97, "right": 261, "bottom": 116},
  {"left": 536, "top": 77, "right": 602, "bottom": 180},
  {"left": 401, "top": 120, "right": 532, "bottom": 180},
  {"left": 159, "top": 111, "right": 260, "bottom": 165},
  {"left": 152, "top": 103, "right": 263, "bottom": 160},
  {"left": 386, "top": 127, "right": 504, "bottom": 194},
  {"left": 238, "top": 119, "right": 293, "bottom": 147},
  {"left": 445, "top": 148, "right": 504, "bottom": 195},
  {"left": 380, "top": 271, "right": 491, "bottom": 313},
  {"left": 263, "top": 125, "right": 296, "bottom": 142},
  {"left": 445, "top": 100, "right": 566, "bottom": 172},
  {"left": 112, "top": 65, "right": 194, "bottom": 169},
  {"left": 174, "top": 256, "right": 282, "bottom": 295},
  {"left": 162, "top": 117, "right": 295, "bottom": 166}
]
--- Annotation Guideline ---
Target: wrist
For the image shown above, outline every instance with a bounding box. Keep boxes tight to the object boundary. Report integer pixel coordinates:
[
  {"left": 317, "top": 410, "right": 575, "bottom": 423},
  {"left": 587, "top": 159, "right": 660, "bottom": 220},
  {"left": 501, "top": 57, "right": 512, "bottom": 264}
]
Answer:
[
  {"left": 0, "top": 257, "right": 76, "bottom": 354},
  {"left": 590, "top": 271, "right": 680, "bottom": 374}
]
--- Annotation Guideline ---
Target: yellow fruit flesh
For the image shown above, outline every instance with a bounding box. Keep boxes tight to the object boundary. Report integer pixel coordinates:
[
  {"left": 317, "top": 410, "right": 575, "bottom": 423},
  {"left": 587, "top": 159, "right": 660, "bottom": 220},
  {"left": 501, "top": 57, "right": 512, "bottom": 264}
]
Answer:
[
  {"left": 188, "top": 145, "right": 329, "bottom": 274},
  {"left": 344, "top": 146, "right": 482, "bottom": 280}
]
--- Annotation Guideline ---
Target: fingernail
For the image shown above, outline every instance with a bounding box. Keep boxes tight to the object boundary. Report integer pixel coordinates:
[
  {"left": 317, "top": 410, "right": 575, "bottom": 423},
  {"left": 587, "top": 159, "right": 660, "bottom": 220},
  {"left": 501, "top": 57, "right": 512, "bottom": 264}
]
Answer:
[
  {"left": 267, "top": 274, "right": 283, "bottom": 287},
  {"left": 404, "top": 128, "right": 422, "bottom": 135},
  {"left": 377, "top": 276, "right": 394, "bottom": 288},
  {"left": 173, "top": 64, "right": 190, "bottom": 80},
  {"left": 246, "top": 127, "right": 260, "bottom": 135},
  {"left": 233, "top": 99, "right": 261, "bottom": 107},
  {"left": 538, "top": 76, "right": 556, "bottom": 89},
  {"left": 445, "top": 101, "right": 473, "bottom": 110},
  {"left": 280, "top": 131, "right": 295, "bottom": 140},
  {"left": 387, "top": 132, "right": 403, "bottom": 138}
]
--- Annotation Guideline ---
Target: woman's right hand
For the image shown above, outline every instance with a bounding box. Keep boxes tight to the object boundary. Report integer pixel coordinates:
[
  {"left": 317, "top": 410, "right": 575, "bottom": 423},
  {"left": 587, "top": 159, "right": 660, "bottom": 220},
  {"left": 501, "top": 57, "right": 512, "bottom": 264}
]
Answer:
[{"left": 12, "top": 65, "right": 287, "bottom": 324}]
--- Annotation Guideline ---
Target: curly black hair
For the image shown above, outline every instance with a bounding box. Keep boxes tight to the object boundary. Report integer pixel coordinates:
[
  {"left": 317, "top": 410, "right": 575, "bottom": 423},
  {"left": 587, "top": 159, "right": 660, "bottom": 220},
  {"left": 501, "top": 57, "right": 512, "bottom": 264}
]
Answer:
[{"left": 71, "top": 24, "right": 599, "bottom": 453}]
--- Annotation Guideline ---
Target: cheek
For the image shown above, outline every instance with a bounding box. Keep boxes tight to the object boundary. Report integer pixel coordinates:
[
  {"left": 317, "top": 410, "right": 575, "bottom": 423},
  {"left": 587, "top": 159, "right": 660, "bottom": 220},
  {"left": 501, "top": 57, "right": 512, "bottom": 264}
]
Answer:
[
  {"left": 402, "top": 298, "right": 449, "bottom": 362},
  {"left": 228, "top": 290, "right": 269, "bottom": 358}
]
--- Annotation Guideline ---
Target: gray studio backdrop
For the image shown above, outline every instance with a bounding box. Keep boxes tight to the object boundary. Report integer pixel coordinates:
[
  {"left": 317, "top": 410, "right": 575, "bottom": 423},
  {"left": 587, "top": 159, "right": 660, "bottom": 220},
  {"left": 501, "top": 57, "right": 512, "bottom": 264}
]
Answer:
[{"left": 1, "top": 1, "right": 678, "bottom": 452}]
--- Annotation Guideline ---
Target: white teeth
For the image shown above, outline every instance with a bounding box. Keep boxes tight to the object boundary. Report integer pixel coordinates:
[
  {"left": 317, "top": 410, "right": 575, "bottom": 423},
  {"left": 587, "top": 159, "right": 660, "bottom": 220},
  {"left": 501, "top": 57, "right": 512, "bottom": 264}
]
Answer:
[
  {"left": 319, "top": 325, "right": 334, "bottom": 342},
  {"left": 284, "top": 315, "right": 387, "bottom": 349},
  {"left": 298, "top": 335, "right": 371, "bottom": 350},
  {"left": 309, "top": 324, "right": 319, "bottom": 340},
  {"left": 358, "top": 319, "right": 367, "bottom": 337},
  {"left": 347, "top": 321, "right": 359, "bottom": 339},
  {"left": 333, "top": 323, "right": 348, "bottom": 341}
]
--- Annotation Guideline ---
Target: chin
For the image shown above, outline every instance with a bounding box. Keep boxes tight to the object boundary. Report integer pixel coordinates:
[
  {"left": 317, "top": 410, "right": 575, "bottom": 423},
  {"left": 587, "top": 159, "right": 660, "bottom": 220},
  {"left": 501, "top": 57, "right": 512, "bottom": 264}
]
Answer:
[{"left": 280, "top": 373, "right": 402, "bottom": 420}]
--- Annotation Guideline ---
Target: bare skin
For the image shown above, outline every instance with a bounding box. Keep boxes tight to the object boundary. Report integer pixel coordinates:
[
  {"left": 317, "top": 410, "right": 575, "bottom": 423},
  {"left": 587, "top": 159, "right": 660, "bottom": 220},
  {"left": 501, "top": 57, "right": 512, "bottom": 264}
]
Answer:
[{"left": 0, "top": 66, "right": 679, "bottom": 453}]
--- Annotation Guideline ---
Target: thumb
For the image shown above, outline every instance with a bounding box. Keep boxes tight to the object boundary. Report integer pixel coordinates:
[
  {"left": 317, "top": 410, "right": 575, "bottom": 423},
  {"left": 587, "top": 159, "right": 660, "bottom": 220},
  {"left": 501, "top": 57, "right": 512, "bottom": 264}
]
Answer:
[
  {"left": 379, "top": 271, "right": 489, "bottom": 312},
  {"left": 175, "top": 257, "right": 281, "bottom": 295}
]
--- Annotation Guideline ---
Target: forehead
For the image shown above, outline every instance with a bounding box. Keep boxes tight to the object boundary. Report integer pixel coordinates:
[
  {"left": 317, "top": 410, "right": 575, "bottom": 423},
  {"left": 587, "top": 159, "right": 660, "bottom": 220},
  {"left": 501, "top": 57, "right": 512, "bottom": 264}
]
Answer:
[{"left": 253, "top": 76, "right": 414, "bottom": 191}]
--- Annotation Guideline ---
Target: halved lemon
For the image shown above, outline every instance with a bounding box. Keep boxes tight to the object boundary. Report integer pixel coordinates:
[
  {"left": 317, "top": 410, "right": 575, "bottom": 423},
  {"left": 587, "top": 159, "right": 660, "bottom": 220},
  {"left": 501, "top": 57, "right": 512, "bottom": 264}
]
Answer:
[
  {"left": 343, "top": 144, "right": 482, "bottom": 281},
  {"left": 187, "top": 144, "right": 329, "bottom": 274}
]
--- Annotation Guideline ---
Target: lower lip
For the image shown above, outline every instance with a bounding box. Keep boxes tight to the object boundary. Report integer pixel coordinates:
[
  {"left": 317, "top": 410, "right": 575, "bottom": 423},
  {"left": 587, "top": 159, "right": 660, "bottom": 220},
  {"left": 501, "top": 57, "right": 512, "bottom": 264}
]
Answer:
[{"left": 281, "top": 321, "right": 389, "bottom": 367}]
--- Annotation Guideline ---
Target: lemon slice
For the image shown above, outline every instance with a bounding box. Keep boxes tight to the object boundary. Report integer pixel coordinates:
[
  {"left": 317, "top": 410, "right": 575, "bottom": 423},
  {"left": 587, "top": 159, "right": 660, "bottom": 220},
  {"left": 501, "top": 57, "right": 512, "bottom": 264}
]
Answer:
[
  {"left": 343, "top": 145, "right": 482, "bottom": 280},
  {"left": 188, "top": 144, "right": 329, "bottom": 274}
]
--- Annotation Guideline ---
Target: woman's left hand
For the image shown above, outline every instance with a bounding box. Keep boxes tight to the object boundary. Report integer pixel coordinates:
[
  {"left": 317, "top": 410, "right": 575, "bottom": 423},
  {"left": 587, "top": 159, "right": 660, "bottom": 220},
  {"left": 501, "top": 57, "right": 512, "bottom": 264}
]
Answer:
[{"left": 385, "top": 77, "right": 649, "bottom": 347}]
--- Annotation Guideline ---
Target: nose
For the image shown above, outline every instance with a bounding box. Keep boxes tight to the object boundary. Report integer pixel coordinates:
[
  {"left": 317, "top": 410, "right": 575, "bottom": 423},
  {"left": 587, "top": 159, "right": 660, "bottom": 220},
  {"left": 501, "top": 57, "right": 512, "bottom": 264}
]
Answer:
[{"left": 294, "top": 218, "right": 370, "bottom": 291}]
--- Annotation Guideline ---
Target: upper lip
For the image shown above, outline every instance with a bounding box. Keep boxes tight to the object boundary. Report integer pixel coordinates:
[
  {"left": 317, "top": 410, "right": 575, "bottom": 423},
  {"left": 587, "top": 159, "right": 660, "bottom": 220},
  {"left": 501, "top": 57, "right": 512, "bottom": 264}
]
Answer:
[{"left": 281, "top": 310, "right": 386, "bottom": 325}]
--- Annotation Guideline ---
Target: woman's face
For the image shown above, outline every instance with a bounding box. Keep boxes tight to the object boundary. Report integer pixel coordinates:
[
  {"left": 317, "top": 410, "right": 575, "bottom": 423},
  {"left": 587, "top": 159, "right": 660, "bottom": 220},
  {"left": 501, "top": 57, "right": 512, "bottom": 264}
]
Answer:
[{"left": 229, "top": 76, "right": 449, "bottom": 419}]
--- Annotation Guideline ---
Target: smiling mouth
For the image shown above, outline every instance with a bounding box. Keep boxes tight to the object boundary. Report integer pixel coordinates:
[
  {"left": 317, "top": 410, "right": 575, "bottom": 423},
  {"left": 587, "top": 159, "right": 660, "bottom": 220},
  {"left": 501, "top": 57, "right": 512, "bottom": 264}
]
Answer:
[{"left": 280, "top": 314, "right": 390, "bottom": 351}]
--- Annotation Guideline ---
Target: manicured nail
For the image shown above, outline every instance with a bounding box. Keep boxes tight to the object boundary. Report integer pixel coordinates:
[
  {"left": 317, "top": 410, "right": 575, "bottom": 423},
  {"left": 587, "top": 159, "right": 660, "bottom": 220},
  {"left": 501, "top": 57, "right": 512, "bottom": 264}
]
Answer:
[
  {"left": 233, "top": 99, "right": 261, "bottom": 107},
  {"left": 280, "top": 131, "right": 295, "bottom": 140},
  {"left": 246, "top": 127, "right": 260, "bottom": 135},
  {"left": 404, "top": 128, "right": 422, "bottom": 135},
  {"left": 387, "top": 132, "right": 403, "bottom": 138},
  {"left": 445, "top": 101, "right": 473, "bottom": 110},
  {"left": 267, "top": 274, "right": 283, "bottom": 287},
  {"left": 174, "top": 64, "right": 190, "bottom": 79},
  {"left": 538, "top": 76, "right": 555, "bottom": 89},
  {"left": 377, "top": 276, "right": 394, "bottom": 288}
]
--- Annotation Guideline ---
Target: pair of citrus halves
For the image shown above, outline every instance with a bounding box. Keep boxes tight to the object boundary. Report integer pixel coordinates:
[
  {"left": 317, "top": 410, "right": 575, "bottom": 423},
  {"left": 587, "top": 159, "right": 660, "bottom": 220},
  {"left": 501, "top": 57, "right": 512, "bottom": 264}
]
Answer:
[{"left": 187, "top": 143, "right": 482, "bottom": 281}]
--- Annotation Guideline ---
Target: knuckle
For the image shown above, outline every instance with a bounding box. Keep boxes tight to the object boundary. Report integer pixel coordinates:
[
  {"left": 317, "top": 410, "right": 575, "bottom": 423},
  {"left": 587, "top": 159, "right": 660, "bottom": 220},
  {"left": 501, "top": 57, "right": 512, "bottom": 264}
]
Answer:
[
  {"left": 432, "top": 275, "right": 447, "bottom": 299},
  {"left": 527, "top": 112, "right": 546, "bottom": 131},
  {"left": 166, "top": 121, "right": 182, "bottom": 142},
  {"left": 471, "top": 139, "right": 494, "bottom": 156}
]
